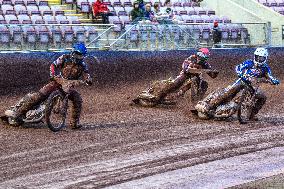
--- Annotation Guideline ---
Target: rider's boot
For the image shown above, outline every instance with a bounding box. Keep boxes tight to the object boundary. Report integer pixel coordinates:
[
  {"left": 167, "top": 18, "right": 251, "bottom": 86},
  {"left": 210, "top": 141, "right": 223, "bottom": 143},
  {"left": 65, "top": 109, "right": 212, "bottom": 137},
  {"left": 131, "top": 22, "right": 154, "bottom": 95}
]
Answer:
[
  {"left": 5, "top": 92, "right": 44, "bottom": 119},
  {"left": 69, "top": 90, "right": 83, "bottom": 129}
]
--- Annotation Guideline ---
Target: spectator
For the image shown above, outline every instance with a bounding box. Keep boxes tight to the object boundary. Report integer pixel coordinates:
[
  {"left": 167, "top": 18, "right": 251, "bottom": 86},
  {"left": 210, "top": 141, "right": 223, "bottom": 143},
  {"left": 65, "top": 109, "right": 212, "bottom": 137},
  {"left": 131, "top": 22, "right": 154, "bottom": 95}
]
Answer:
[
  {"left": 153, "top": 2, "right": 161, "bottom": 15},
  {"left": 92, "top": 0, "right": 112, "bottom": 24},
  {"left": 161, "top": 0, "right": 174, "bottom": 19},
  {"left": 212, "top": 21, "right": 222, "bottom": 47},
  {"left": 153, "top": 2, "right": 162, "bottom": 21},
  {"left": 144, "top": 3, "right": 154, "bottom": 21},
  {"left": 130, "top": 1, "right": 144, "bottom": 22},
  {"left": 137, "top": 0, "right": 145, "bottom": 12}
]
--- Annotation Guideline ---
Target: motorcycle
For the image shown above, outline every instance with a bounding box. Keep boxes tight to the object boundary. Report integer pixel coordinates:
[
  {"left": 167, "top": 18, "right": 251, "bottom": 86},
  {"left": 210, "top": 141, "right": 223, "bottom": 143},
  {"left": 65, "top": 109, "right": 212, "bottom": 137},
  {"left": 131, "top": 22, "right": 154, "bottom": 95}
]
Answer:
[
  {"left": 195, "top": 77, "right": 272, "bottom": 124},
  {"left": 132, "top": 69, "right": 218, "bottom": 107},
  {"left": 1, "top": 78, "right": 86, "bottom": 132}
]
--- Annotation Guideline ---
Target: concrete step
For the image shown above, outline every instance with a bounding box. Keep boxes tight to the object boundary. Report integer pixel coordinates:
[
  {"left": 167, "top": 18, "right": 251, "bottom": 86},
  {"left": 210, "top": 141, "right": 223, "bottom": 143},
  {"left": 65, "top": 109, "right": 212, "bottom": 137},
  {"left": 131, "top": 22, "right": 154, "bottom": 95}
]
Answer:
[
  {"left": 65, "top": 13, "right": 83, "bottom": 17},
  {"left": 47, "top": 0, "right": 61, "bottom": 5},
  {"left": 78, "top": 18, "right": 93, "bottom": 23}
]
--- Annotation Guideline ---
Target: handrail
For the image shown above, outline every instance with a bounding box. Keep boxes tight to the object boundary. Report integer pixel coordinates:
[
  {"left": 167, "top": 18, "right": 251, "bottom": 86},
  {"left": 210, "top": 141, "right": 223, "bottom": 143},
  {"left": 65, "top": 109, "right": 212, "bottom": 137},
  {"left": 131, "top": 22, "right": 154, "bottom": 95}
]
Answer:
[
  {"left": 86, "top": 25, "right": 115, "bottom": 47},
  {"left": 174, "top": 23, "right": 199, "bottom": 48},
  {"left": 107, "top": 24, "right": 137, "bottom": 49}
]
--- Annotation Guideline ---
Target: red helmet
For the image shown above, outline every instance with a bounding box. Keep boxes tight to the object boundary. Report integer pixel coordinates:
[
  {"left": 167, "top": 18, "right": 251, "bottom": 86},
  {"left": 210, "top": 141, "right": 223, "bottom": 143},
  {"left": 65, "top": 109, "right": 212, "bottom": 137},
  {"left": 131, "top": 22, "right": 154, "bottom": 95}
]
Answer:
[{"left": 197, "top": 48, "right": 210, "bottom": 60}]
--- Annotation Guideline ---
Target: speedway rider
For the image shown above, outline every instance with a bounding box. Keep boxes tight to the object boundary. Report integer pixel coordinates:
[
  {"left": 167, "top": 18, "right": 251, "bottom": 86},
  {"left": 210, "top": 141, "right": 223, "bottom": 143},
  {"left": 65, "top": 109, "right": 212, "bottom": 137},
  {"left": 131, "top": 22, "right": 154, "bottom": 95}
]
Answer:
[
  {"left": 195, "top": 47, "right": 280, "bottom": 120},
  {"left": 135, "top": 48, "right": 218, "bottom": 104},
  {"left": 5, "top": 43, "right": 93, "bottom": 129},
  {"left": 174, "top": 47, "right": 218, "bottom": 100}
]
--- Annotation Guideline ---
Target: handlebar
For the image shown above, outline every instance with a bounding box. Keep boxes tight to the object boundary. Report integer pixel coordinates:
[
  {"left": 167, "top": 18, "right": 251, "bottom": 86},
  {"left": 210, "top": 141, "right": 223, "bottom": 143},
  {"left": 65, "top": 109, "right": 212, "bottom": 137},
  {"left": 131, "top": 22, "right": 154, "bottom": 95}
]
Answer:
[{"left": 54, "top": 78, "right": 87, "bottom": 93}]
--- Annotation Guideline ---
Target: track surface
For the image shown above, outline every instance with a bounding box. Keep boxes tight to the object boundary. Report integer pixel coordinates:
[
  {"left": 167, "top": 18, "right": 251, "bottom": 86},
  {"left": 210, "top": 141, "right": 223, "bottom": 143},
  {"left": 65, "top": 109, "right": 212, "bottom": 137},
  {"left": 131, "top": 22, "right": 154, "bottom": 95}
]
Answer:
[{"left": 0, "top": 78, "right": 284, "bottom": 188}]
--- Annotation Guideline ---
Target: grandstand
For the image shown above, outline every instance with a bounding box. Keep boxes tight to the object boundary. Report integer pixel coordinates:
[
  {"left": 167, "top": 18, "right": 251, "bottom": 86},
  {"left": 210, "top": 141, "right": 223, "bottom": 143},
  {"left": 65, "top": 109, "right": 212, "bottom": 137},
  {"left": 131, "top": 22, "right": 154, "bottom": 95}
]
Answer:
[{"left": 0, "top": 0, "right": 278, "bottom": 51}]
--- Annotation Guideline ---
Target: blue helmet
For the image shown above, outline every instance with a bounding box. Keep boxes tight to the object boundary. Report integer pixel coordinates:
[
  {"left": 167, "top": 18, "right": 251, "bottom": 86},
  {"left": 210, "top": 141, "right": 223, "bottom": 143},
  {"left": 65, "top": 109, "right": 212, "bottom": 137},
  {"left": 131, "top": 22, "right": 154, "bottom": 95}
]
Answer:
[{"left": 72, "top": 43, "right": 87, "bottom": 56}]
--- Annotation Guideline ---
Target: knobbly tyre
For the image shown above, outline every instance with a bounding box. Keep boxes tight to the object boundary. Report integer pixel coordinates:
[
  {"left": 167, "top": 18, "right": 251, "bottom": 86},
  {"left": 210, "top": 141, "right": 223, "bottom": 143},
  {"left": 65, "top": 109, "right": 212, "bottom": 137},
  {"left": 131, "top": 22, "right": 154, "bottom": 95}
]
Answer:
[
  {"left": 194, "top": 77, "right": 274, "bottom": 123},
  {"left": 1, "top": 78, "right": 89, "bottom": 132},
  {"left": 132, "top": 68, "right": 219, "bottom": 107}
]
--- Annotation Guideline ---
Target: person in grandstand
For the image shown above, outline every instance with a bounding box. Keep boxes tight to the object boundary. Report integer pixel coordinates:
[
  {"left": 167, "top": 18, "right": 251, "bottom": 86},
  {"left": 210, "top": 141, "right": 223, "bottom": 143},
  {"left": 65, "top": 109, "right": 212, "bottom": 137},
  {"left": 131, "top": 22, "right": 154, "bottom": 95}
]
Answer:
[
  {"left": 144, "top": 3, "right": 155, "bottom": 21},
  {"left": 130, "top": 1, "right": 144, "bottom": 22},
  {"left": 212, "top": 21, "right": 222, "bottom": 47},
  {"left": 133, "top": 48, "right": 219, "bottom": 106},
  {"left": 162, "top": 0, "right": 174, "bottom": 19},
  {"left": 5, "top": 43, "right": 93, "bottom": 129},
  {"left": 92, "top": 0, "right": 112, "bottom": 24},
  {"left": 195, "top": 47, "right": 280, "bottom": 120}
]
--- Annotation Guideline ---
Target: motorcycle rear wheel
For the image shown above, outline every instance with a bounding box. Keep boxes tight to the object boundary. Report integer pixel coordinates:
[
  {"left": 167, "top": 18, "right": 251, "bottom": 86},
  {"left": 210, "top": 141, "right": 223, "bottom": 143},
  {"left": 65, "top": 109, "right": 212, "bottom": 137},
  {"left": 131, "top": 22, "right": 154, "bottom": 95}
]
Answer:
[{"left": 45, "top": 90, "right": 67, "bottom": 132}]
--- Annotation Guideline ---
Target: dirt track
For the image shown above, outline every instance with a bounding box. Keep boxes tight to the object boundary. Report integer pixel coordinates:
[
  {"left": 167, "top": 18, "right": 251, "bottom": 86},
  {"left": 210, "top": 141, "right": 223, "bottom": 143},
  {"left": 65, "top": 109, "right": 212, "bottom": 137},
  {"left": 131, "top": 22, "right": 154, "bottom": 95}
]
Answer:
[{"left": 0, "top": 76, "right": 284, "bottom": 188}]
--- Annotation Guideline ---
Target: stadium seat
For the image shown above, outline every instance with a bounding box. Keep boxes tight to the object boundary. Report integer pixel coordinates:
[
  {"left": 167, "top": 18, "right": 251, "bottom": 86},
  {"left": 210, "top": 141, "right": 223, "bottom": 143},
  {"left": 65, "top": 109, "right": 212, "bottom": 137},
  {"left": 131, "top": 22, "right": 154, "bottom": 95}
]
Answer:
[
  {"left": 201, "top": 24, "right": 210, "bottom": 40},
  {"left": 124, "top": 6, "right": 132, "bottom": 15},
  {"left": 267, "top": 0, "right": 277, "bottom": 6},
  {"left": 5, "top": 14, "right": 18, "bottom": 23},
  {"left": 194, "top": 7, "right": 206, "bottom": 15},
  {"left": 14, "top": 0, "right": 25, "bottom": 5},
  {"left": 14, "top": 4, "right": 27, "bottom": 14},
  {"left": 182, "top": 15, "right": 193, "bottom": 23},
  {"left": 210, "top": 15, "right": 222, "bottom": 23},
  {"left": 182, "top": 2, "right": 192, "bottom": 7},
  {"left": 174, "top": 7, "right": 185, "bottom": 15},
  {"left": 18, "top": 14, "right": 31, "bottom": 23},
  {"left": 34, "top": 20, "right": 48, "bottom": 33},
  {"left": 187, "top": 7, "right": 197, "bottom": 15},
  {"left": 201, "top": 15, "right": 213, "bottom": 23},
  {"left": 31, "top": 14, "right": 43, "bottom": 23},
  {"left": 1, "top": 5, "right": 14, "bottom": 14},
  {"left": 43, "top": 14, "right": 54, "bottom": 23},
  {"left": 67, "top": 15, "right": 79, "bottom": 22},
  {"left": 55, "top": 15, "right": 68, "bottom": 22},
  {"left": 221, "top": 16, "right": 231, "bottom": 23},
  {"left": 43, "top": 10, "right": 53, "bottom": 15},
  {"left": 38, "top": 1, "right": 48, "bottom": 6},
  {"left": 76, "top": 0, "right": 86, "bottom": 8},
  {"left": 6, "top": 10, "right": 17, "bottom": 15},
  {"left": 26, "top": 5, "right": 39, "bottom": 14},
  {"left": 113, "top": 6, "right": 125, "bottom": 15},
  {"left": 81, "top": 2, "right": 91, "bottom": 13},
  {"left": 119, "top": 15, "right": 130, "bottom": 26},
  {"left": 38, "top": 5, "right": 51, "bottom": 14}
]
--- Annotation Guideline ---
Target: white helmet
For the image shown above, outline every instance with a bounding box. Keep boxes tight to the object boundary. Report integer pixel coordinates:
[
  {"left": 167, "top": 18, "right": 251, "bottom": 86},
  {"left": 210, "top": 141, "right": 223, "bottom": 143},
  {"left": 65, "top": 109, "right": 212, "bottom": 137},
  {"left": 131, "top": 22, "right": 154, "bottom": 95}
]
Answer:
[{"left": 254, "top": 48, "right": 268, "bottom": 66}]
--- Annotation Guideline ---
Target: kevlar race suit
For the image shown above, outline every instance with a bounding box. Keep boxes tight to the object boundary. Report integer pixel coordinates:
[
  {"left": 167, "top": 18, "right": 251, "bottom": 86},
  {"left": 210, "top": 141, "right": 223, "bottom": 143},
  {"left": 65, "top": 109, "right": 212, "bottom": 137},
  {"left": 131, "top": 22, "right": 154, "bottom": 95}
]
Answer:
[
  {"left": 151, "top": 54, "right": 218, "bottom": 104},
  {"left": 195, "top": 59, "right": 280, "bottom": 118},
  {"left": 6, "top": 54, "right": 92, "bottom": 128}
]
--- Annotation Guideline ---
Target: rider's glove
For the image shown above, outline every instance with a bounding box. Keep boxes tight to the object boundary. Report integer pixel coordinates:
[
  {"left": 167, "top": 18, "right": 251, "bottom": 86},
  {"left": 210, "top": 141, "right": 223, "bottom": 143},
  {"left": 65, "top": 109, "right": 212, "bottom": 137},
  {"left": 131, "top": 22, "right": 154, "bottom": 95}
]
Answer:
[
  {"left": 85, "top": 78, "right": 93, "bottom": 86},
  {"left": 271, "top": 78, "right": 280, "bottom": 85}
]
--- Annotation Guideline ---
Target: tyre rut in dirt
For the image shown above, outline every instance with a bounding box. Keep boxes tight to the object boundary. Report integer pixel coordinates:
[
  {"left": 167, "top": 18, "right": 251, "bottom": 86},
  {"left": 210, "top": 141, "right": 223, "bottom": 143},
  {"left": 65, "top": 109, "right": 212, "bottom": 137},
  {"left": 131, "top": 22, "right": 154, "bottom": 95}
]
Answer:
[
  {"left": 45, "top": 90, "right": 67, "bottom": 132},
  {"left": 237, "top": 89, "right": 254, "bottom": 124}
]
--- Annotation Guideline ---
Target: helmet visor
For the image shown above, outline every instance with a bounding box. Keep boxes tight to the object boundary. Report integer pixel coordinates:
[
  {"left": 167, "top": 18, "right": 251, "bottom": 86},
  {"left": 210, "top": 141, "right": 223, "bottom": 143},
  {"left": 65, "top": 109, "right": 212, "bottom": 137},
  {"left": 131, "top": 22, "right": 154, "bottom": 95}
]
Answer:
[
  {"left": 255, "top": 55, "right": 266, "bottom": 63},
  {"left": 197, "top": 52, "right": 209, "bottom": 60},
  {"left": 72, "top": 51, "right": 84, "bottom": 60}
]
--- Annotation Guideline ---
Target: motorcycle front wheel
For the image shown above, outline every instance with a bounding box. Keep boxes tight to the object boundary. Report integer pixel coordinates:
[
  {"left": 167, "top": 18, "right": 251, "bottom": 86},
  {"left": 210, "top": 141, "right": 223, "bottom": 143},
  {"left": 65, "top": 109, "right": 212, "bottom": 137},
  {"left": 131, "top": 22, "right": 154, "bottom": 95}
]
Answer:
[
  {"left": 237, "top": 89, "right": 254, "bottom": 124},
  {"left": 45, "top": 90, "right": 67, "bottom": 132}
]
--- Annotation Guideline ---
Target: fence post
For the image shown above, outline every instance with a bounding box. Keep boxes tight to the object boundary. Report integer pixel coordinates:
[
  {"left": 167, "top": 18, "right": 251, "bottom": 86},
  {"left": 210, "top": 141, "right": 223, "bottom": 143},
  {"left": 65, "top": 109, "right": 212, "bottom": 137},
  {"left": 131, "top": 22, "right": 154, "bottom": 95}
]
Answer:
[{"left": 267, "top": 22, "right": 272, "bottom": 47}]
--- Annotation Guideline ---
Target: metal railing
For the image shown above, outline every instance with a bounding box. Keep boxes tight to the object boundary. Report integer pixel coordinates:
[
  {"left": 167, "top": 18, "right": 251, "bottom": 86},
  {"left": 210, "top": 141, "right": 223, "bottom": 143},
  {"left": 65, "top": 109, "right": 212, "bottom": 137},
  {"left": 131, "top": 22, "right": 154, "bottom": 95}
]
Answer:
[
  {"left": 99, "top": 22, "right": 270, "bottom": 51},
  {"left": 0, "top": 22, "right": 270, "bottom": 51},
  {"left": 0, "top": 23, "right": 114, "bottom": 51}
]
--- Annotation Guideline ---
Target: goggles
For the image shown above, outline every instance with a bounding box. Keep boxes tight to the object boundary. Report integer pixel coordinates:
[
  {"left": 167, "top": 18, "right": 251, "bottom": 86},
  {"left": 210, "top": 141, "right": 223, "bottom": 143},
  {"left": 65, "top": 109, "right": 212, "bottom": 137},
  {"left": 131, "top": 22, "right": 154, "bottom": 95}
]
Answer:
[
  {"left": 72, "top": 51, "right": 84, "bottom": 60},
  {"left": 254, "top": 55, "right": 266, "bottom": 63}
]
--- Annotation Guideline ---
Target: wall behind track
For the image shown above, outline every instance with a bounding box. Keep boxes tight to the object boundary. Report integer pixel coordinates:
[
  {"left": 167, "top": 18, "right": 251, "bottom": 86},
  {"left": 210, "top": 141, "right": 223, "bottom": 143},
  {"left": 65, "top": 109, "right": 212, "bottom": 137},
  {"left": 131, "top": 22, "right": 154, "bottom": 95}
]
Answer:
[{"left": 0, "top": 48, "right": 283, "bottom": 95}]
